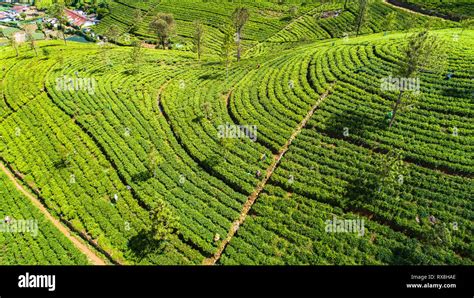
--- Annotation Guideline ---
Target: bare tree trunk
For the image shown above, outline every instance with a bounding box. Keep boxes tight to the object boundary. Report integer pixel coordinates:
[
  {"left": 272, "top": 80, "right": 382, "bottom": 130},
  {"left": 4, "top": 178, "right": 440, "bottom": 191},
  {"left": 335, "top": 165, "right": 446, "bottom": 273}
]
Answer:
[
  {"left": 197, "top": 40, "right": 201, "bottom": 62},
  {"left": 236, "top": 30, "right": 241, "bottom": 62},
  {"left": 31, "top": 40, "right": 38, "bottom": 57},
  {"left": 63, "top": 30, "right": 67, "bottom": 45},
  {"left": 226, "top": 60, "right": 229, "bottom": 82},
  {"left": 389, "top": 90, "right": 404, "bottom": 128},
  {"left": 356, "top": 17, "right": 363, "bottom": 36}
]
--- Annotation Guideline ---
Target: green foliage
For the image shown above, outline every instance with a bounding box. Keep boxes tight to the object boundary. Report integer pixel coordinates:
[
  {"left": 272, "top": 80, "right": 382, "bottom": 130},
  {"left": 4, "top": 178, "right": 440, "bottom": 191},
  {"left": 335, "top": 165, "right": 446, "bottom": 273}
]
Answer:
[
  {"left": 149, "top": 200, "right": 180, "bottom": 242},
  {"left": 192, "top": 20, "right": 205, "bottom": 61},
  {"left": 149, "top": 13, "right": 176, "bottom": 49},
  {"left": 0, "top": 171, "right": 89, "bottom": 265},
  {"left": 0, "top": 0, "right": 471, "bottom": 266},
  {"left": 232, "top": 7, "right": 250, "bottom": 61},
  {"left": 354, "top": 0, "right": 370, "bottom": 36},
  {"left": 128, "top": 40, "right": 144, "bottom": 74}
]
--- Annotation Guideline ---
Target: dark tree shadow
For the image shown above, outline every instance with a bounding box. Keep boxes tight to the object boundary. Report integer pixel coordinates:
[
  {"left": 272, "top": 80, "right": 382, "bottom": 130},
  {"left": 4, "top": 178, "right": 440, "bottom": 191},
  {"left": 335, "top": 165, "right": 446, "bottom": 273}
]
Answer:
[
  {"left": 127, "top": 229, "right": 165, "bottom": 262},
  {"left": 191, "top": 115, "right": 205, "bottom": 123},
  {"left": 441, "top": 87, "right": 472, "bottom": 99},
  {"left": 131, "top": 170, "right": 153, "bottom": 182},
  {"left": 53, "top": 159, "right": 69, "bottom": 169},
  {"left": 202, "top": 154, "right": 223, "bottom": 169},
  {"left": 343, "top": 174, "right": 380, "bottom": 209},
  {"left": 199, "top": 73, "right": 222, "bottom": 80},
  {"left": 315, "top": 96, "right": 387, "bottom": 145}
]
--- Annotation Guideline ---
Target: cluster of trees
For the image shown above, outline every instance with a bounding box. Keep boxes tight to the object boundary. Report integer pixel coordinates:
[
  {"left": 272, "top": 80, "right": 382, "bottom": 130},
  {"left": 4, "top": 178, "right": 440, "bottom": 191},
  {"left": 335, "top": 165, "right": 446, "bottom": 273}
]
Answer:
[{"left": 145, "top": 6, "right": 250, "bottom": 66}]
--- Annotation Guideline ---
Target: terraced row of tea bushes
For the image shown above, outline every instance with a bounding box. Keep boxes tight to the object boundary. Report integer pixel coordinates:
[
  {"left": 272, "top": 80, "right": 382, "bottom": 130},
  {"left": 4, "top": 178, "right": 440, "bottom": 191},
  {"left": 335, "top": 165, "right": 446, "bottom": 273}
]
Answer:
[
  {"left": 269, "top": 126, "right": 473, "bottom": 259},
  {"left": 220, "top": 30, "right": 472, "bottom": 265},
  {"left": 95, "top": 0, "right": 228, "bottom": 52},
  {"left": 42, "top": 44, "right": 251, "bottom": 261},
  {"left": 0, "top": 170, "right": 90, "bottom": 265},
  {"left": 230, "top": 45, "right": 331, "bottom": 152},
  {"left": 308, "top": 32, "right": 473, "bottom": 175},
  {"left": 0, "top": 94, "right": 149, "bottom": 263},
  {"left": 96, "top": 0, "right": 321, "bottom": 51},
  {"left": 267, "top": 0, "right": 455, "bottom": 43},
  {"left": 0, "top": 47, "right": 17, "bottom": 120},
  {"left": 0, "top": 44, "right": 207, "bottom": 264},
  {"left": 159, "top": 64, "right": 274, "bottom": 196},
  {"left": 219, "top": 184, "right": 469, "bottom": 265}
]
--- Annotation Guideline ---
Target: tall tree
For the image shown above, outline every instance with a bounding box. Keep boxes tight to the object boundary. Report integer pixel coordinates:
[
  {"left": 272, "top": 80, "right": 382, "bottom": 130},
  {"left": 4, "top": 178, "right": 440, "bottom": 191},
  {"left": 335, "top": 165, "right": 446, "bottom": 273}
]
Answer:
[
  {"left": 389, "top": 30, "right": 445, "bottom": 128},
  {"left": 147, "top": 145, "right": 163, "bottom": 177},
  {"left": 130, "top": 8, "right": 143, "bottom": 34},
  {"left": 221, "top": 23, "right": 235, "bottom": 81},
  {"left": 7, "top": 35, "right": 20, "bottom": 57},
  {"left": 149, "top": 200, "right": 179, "bottom": 241},
  {"left": 384, "top": 11, "right": 397, "bottom": 34},
  {"left": 354, "top": 0, "right": 370, "bottom": 36},
  {"left": 232, "top": 7, "right": 249, "bottom": 62},
  {"left": 149, "top": 13, "right": 176, "bottom": 49},
  {"left": 289, "top": 6, "right": 298, "bottom": 19},
  {"left": 23, "top": 24, "right": 38, "bottom": 57},
  {"left": 192, "top": 20, "right": 205, "bottom": 62},
  {"left": 48, "top": 2, "right": 68, "bottom": 45},
  {"left": 128, "top": 40, "right": 143, "bottom": 74},
  {"left": 104, "top": 24, "right": 121, "bottom": 44}
]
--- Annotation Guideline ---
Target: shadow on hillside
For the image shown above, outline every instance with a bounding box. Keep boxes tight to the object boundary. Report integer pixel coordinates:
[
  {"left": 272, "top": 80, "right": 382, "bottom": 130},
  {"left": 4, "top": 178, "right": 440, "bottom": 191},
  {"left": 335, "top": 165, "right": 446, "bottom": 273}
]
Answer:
[
  {"left": 318, "top": 99, "right": 386, "bottom": 144},
  {"left": 127, "top": 229, "right": 165, "bottom": 262},
  {"left": 279, "top": 16, "right": 292, "bottom": 22},
  {"left": 131, "top": 170, "right": 153, "bottom": 182},
  {"left": 202, "top": 154, "right": 223, "bottom": 169},
  {"left": 343, "top": 173, "right": 380, "bottom": 208},
  {"left": 441, "top": 86, "right": 471, "bottom": 99},
  {"left": 199, "top": 73, "right": 223, "bottom": 80},
  {"left": 191, "top": 114, "right": 205, "bottom": 123}
]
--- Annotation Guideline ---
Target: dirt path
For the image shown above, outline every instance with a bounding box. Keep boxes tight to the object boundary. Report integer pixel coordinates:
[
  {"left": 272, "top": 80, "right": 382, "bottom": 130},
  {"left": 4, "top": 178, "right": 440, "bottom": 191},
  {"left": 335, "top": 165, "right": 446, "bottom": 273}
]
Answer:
[
  {"left": 0, "top": 162, "right": 107, "bottom": 265},
  {"left": 203, "top": 84, "right": 334, "bottom": 265}
]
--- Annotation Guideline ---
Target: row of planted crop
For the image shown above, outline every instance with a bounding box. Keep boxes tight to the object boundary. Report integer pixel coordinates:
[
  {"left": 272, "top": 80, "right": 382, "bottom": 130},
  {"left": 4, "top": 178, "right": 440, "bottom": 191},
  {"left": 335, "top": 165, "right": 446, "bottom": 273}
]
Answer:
[
  {"left": 308, "top": 39, "right": 473, "bottom": 174},
  {"left": 230, "top": 46, "right": 330, "bottom": 152},
  {"left": 0, "top": 170, "right": 90, "bottom": 265},
  {"left": 268, "top": 125, "right": 473, "bottom": 257},
  {"left": 0, "top": 93, "right": 154, "bottom": 263},
  {"left": 44, "top": 46, "right": 251, "bottom": 260},
  {"left": 49, "top": 48, "right": 210, "bottom": 262},
  {"left": 104, "top": 0, "right": 286, "bottom": 45},
  {"left": 220, "top": 183, "right": 469, "bottom": 265},
  {"left": 47, "top": 55, "right": 218, "bottom": 258},
  {"left": 313, "top": 84, "right": 473, "bottom": 174},
  {"left": 160, "top": 65, "right": 270, "bottom": 195}
]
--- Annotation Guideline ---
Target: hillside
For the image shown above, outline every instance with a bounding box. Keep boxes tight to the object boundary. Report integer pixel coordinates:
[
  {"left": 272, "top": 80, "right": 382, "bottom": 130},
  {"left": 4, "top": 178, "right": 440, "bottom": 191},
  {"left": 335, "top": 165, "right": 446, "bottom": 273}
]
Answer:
[{"left": 0, "top": 0, "right": 472, "bottom": 265}]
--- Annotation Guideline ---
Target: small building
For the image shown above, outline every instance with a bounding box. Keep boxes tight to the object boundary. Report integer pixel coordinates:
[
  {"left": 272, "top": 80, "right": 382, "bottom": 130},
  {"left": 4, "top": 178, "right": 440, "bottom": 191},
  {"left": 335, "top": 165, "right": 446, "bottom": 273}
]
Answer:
[
  {"left": 12, "top": 5, "right": 28, "bottom": 14},
  {"left": 65, "top": 8, "right": 96, "bottom": 27}
]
